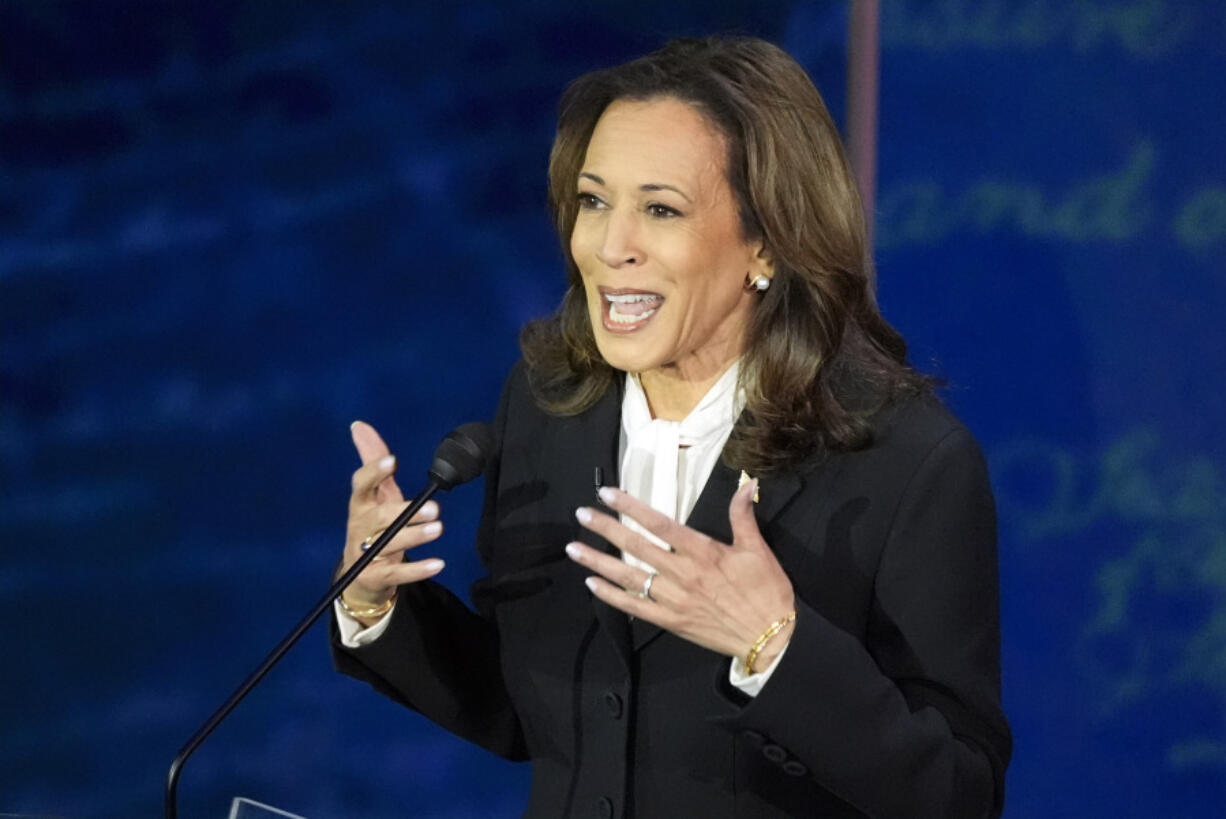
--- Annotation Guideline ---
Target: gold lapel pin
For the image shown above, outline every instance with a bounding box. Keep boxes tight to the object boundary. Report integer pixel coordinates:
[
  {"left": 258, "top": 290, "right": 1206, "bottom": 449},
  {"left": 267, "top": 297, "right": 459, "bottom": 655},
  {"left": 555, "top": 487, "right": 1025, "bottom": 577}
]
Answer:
[{"left": 737, "top": 470, "right": 760, "bottom": 503}]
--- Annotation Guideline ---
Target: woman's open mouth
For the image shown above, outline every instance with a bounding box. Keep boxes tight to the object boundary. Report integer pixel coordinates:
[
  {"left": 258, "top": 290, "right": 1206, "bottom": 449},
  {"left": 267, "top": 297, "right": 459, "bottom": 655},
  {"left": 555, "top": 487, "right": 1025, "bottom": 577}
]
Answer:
[{"left": 600, "top": 288, "right": 664, "bottom": 333}]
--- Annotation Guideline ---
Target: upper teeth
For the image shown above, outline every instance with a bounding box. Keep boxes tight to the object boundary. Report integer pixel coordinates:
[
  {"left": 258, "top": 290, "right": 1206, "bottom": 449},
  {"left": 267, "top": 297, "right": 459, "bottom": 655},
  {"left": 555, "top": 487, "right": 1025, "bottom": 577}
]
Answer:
[{"left": 604, "top": 293, "right": 661, "bottom": 303}]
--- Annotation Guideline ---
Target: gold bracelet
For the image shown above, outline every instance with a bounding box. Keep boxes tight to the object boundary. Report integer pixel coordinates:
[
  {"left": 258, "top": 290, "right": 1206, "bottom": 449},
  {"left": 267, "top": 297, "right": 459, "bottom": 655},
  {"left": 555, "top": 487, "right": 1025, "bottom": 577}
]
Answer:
[
  {"left": 744, "top": 610, "right": 797, "bottom": 673},
  {"left": 337, "top": 591, "right": 397, "bottom": 620}
]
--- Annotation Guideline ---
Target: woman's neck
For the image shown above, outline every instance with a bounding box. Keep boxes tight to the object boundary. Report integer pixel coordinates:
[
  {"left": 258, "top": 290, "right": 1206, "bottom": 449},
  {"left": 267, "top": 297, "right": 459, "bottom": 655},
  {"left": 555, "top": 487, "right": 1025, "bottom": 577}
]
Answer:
[{"left": 638, "top": 358, "right": 738, "bottom": 421}]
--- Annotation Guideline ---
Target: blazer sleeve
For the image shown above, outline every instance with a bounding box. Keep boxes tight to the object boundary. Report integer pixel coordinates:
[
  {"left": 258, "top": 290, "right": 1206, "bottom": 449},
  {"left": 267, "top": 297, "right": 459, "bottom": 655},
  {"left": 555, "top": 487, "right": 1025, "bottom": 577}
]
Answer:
[
  {"left": 716, "top": 426, "right": 1011, "bottom": 818},
  {"left": 330, "top": 365, "right": 529, "bottom": 761}
]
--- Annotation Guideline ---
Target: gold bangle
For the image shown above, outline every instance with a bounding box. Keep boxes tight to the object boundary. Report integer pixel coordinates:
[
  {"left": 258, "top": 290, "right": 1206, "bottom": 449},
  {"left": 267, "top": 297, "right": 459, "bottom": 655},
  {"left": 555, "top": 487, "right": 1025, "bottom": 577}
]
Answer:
[
  {"left": 744, "top": 610, "right": 797, "bottom": 673},
  {"left": 337, "top": 591, "right": 397, "bottom": 620}
]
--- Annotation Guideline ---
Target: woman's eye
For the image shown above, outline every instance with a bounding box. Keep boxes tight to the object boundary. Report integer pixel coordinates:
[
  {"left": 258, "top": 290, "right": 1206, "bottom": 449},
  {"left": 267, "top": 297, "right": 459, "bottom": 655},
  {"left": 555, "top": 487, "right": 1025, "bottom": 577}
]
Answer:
[
  {"left": 576, "top": 192, "right": 604, "bottom": 210},
  {"left": 646, "top": 203, "right": 681, "bottom": 219}
]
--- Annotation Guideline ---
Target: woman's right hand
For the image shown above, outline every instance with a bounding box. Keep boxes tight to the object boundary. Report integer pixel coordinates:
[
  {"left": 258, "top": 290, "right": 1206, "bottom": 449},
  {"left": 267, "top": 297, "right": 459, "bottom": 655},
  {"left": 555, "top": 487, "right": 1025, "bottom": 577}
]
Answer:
[{"left": 338, "top": 421, "right": 447, "bottom": 623}]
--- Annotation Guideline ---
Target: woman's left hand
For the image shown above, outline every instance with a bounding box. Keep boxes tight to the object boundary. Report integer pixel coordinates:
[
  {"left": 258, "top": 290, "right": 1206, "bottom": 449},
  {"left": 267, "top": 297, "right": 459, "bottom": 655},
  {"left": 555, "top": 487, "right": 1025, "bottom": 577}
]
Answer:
[{"left": 566, "top": 480, "right": 796, "bottom": 668}]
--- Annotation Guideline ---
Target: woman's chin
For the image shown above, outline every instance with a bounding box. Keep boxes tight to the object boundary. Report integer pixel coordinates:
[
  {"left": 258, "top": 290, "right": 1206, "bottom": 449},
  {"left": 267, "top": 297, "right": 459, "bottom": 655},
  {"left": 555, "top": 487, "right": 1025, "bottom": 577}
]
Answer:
[
  {"left": 588, "top": 310, "right": 658, "bottom": 373},
  {"left": 596, "top": 349, "right": 653, "bottom": 375},
  {"left": 593, "top": 336, "right": 662, "bottom": 375}
]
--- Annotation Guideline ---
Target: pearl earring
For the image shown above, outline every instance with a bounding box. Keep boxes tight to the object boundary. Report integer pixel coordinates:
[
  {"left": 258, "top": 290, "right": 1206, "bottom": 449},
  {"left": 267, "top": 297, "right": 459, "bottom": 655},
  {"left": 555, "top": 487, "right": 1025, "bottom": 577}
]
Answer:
[{"left": 746, "top": 273, "right": 771, "bottom": 292}]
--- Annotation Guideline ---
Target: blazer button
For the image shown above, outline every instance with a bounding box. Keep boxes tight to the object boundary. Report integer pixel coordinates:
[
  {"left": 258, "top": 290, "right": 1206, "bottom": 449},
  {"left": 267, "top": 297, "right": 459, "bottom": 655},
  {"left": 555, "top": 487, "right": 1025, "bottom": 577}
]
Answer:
[
  {"left": 782, "top": 759, "right": 809, "bottom": 777},
  {"left": 762, "top": 743, "right": 788, "bottom": 764},
  {"left": 596, "top": 795, "right": 614, "bottom": 818},
  {"left": 602, "top": 691, "right": 623, "bottom": 719}
]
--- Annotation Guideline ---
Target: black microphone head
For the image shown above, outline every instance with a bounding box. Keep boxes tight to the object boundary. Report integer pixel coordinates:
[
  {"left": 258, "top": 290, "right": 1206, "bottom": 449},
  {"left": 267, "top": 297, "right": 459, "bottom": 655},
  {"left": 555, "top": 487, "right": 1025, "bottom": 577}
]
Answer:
[{"left": 428, "top": 422, "right": 494, "bottom": 490}]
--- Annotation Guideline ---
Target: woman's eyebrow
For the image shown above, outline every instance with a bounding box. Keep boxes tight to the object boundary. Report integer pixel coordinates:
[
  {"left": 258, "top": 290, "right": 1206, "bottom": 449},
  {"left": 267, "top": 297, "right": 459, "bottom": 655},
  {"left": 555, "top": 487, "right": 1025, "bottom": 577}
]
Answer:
[
  {"left": 640, "top": 183, "right": 692, "bottom": 203},
  {"left": 579, "top": 172, "right": 693, "bottom": 203}
]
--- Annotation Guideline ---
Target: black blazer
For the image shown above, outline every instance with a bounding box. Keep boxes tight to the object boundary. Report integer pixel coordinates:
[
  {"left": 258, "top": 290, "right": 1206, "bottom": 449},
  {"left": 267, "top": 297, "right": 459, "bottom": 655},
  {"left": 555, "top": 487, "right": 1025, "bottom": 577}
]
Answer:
[{"left": 333, "top": 362, "right": 1011, "bottom": 818}]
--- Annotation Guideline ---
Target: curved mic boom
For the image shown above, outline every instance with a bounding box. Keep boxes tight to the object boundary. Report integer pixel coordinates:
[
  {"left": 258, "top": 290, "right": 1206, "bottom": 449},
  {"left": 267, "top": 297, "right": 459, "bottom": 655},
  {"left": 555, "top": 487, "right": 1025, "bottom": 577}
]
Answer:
[{"left": 166, "top": 422, "right": 495, "bottom": 818}]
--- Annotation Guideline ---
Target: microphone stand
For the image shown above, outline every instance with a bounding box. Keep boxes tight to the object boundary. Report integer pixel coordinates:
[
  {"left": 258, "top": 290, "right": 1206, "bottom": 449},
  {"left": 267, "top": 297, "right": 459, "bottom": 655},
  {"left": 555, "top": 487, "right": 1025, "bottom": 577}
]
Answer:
[{"left": 164, "top": 479, "right": 441, "bottom": 819}]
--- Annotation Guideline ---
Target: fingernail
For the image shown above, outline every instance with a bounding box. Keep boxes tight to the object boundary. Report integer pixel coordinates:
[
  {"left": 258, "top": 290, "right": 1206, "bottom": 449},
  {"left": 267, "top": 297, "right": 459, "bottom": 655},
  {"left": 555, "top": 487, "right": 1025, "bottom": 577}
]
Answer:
[
  {"left": 565, "top": 542, "right": 582, "bottom": 559},
  {"left": 350, "top": 420, "right": 360, "bottom": 431},
  {"left": 420, "top": 501, "right": 439, "bottom": 519},
  {"left": 584, "top": 577, "right": 599, "bottom": 593},
  {"left": 575, "top": 507, "right": 592, "bottom": 524},
  {"left": 422, "top": 558, "right": 445, "bottom": 573},
  {"left": 597, "top": 486, "right": 617, "bottom": 505},
  {"left": 422, "top": 521, "right": 442, "bottom": 536},
  {"left": 378, "top": 455, "right": 396, "bottom": 471}
]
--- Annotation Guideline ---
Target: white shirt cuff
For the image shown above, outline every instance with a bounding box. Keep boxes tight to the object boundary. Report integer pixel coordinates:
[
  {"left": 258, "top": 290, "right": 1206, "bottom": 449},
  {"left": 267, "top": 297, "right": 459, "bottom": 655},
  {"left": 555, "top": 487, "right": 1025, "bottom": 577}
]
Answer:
[
  {"left": 728, "top": 638, "right": 790, "bottom": 698},
  {"left": 334, "top": 598, "right": 395, "bottom": 648}
]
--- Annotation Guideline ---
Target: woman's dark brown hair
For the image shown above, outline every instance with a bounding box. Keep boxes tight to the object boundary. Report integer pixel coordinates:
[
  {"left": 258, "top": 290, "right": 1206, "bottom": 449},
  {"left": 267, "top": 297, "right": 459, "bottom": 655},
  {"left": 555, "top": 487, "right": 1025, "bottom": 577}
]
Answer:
[{"left": 520, "top": 35, "right": 928, "bottom": 474}]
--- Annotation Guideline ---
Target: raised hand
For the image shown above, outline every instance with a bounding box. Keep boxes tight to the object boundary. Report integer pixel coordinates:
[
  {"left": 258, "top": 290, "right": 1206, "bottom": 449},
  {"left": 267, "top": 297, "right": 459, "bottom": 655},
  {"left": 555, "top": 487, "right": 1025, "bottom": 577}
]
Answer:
[
  {"left": 566, "top": 480, "right": 796, "bottom": 669},
  {"left": 338, "top": 421, "right": 447, "bottom": 622}
]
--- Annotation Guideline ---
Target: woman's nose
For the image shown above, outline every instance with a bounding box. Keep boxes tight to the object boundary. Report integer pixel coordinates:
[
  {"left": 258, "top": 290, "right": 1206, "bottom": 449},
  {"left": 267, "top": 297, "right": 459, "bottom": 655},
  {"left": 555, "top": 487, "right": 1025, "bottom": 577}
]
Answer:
[{"left": 595, "top": 211, "right": 642, "bottom": 268}]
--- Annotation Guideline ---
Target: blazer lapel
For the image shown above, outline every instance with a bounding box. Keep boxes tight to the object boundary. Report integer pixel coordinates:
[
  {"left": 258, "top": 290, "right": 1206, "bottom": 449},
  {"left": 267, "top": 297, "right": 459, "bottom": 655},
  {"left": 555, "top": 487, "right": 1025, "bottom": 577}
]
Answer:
[
  {"left": 630, "top": 458, "right": 805, "bottom": 651},
  {"left": 548, "top": 380, "right": 632, "bottom": 665}
]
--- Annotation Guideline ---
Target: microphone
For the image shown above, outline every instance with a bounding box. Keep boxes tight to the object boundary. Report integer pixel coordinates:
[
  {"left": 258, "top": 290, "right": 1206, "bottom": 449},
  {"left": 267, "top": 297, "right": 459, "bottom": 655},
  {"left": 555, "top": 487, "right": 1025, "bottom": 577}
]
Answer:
[
  {"left": 165, "top": 422, "right": 494, "bottom": 819},
  {"left": 429, "top": 422, "right": 494, "bottom": 490}
]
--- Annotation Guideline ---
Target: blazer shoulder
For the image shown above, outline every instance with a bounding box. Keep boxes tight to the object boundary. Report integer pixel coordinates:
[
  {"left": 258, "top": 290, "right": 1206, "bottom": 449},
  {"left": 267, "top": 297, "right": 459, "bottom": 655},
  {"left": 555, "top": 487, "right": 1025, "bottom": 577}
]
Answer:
[
  {"left": 498, "top": 358, "right": 622, "bottom": 433},
  {"left": 869, "top": 392, "right": 984, "bottom": 465},
  {"left": 813, "top": 393, "right": 989, "bottom": 505},
  {"left": 501, "top": 358, "right": 533, "bottom": 407},
  {"left": 492, "top": 358, "right": 549, "bottom": 435}
]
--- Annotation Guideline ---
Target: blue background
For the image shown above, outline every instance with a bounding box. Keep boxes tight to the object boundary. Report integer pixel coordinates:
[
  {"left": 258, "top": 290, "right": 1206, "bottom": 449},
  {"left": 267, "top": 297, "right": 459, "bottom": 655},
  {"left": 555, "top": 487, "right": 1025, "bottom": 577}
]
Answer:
[{"left": 2, "top": 1, "right": 1223, "bottom": 817}]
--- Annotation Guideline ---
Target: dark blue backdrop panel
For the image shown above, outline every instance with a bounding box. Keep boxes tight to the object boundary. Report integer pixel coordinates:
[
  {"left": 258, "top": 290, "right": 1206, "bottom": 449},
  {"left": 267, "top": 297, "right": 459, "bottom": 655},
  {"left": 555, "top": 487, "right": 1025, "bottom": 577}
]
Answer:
[{"left": 1, "top": 1, "right": 1222, "bottom": 817}]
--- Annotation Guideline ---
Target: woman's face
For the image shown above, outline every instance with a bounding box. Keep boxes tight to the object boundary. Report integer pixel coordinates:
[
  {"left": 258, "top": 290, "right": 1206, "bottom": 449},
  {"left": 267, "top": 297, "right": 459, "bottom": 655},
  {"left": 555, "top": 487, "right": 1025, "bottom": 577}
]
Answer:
[{"left": 570, "top": 97, "right": 770, "bottom": 384}]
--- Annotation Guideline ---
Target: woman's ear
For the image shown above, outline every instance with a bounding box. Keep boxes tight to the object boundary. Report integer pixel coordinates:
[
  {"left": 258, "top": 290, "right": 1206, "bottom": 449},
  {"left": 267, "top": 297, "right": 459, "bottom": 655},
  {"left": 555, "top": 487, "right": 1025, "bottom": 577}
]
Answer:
[
  {"left": 750, "top": 242, "right": 774, "bottom": 284},
  {"left": 743, "top": 244, "right": 775, "bottom": 293}
]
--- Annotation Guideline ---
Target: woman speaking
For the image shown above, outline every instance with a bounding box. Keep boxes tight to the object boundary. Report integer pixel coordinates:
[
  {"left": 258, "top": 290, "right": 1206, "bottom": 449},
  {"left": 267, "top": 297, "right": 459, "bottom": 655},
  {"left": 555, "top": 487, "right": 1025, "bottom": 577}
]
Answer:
[{"left": 331, "top": 36, "right": 1011, "bottom": 819}]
